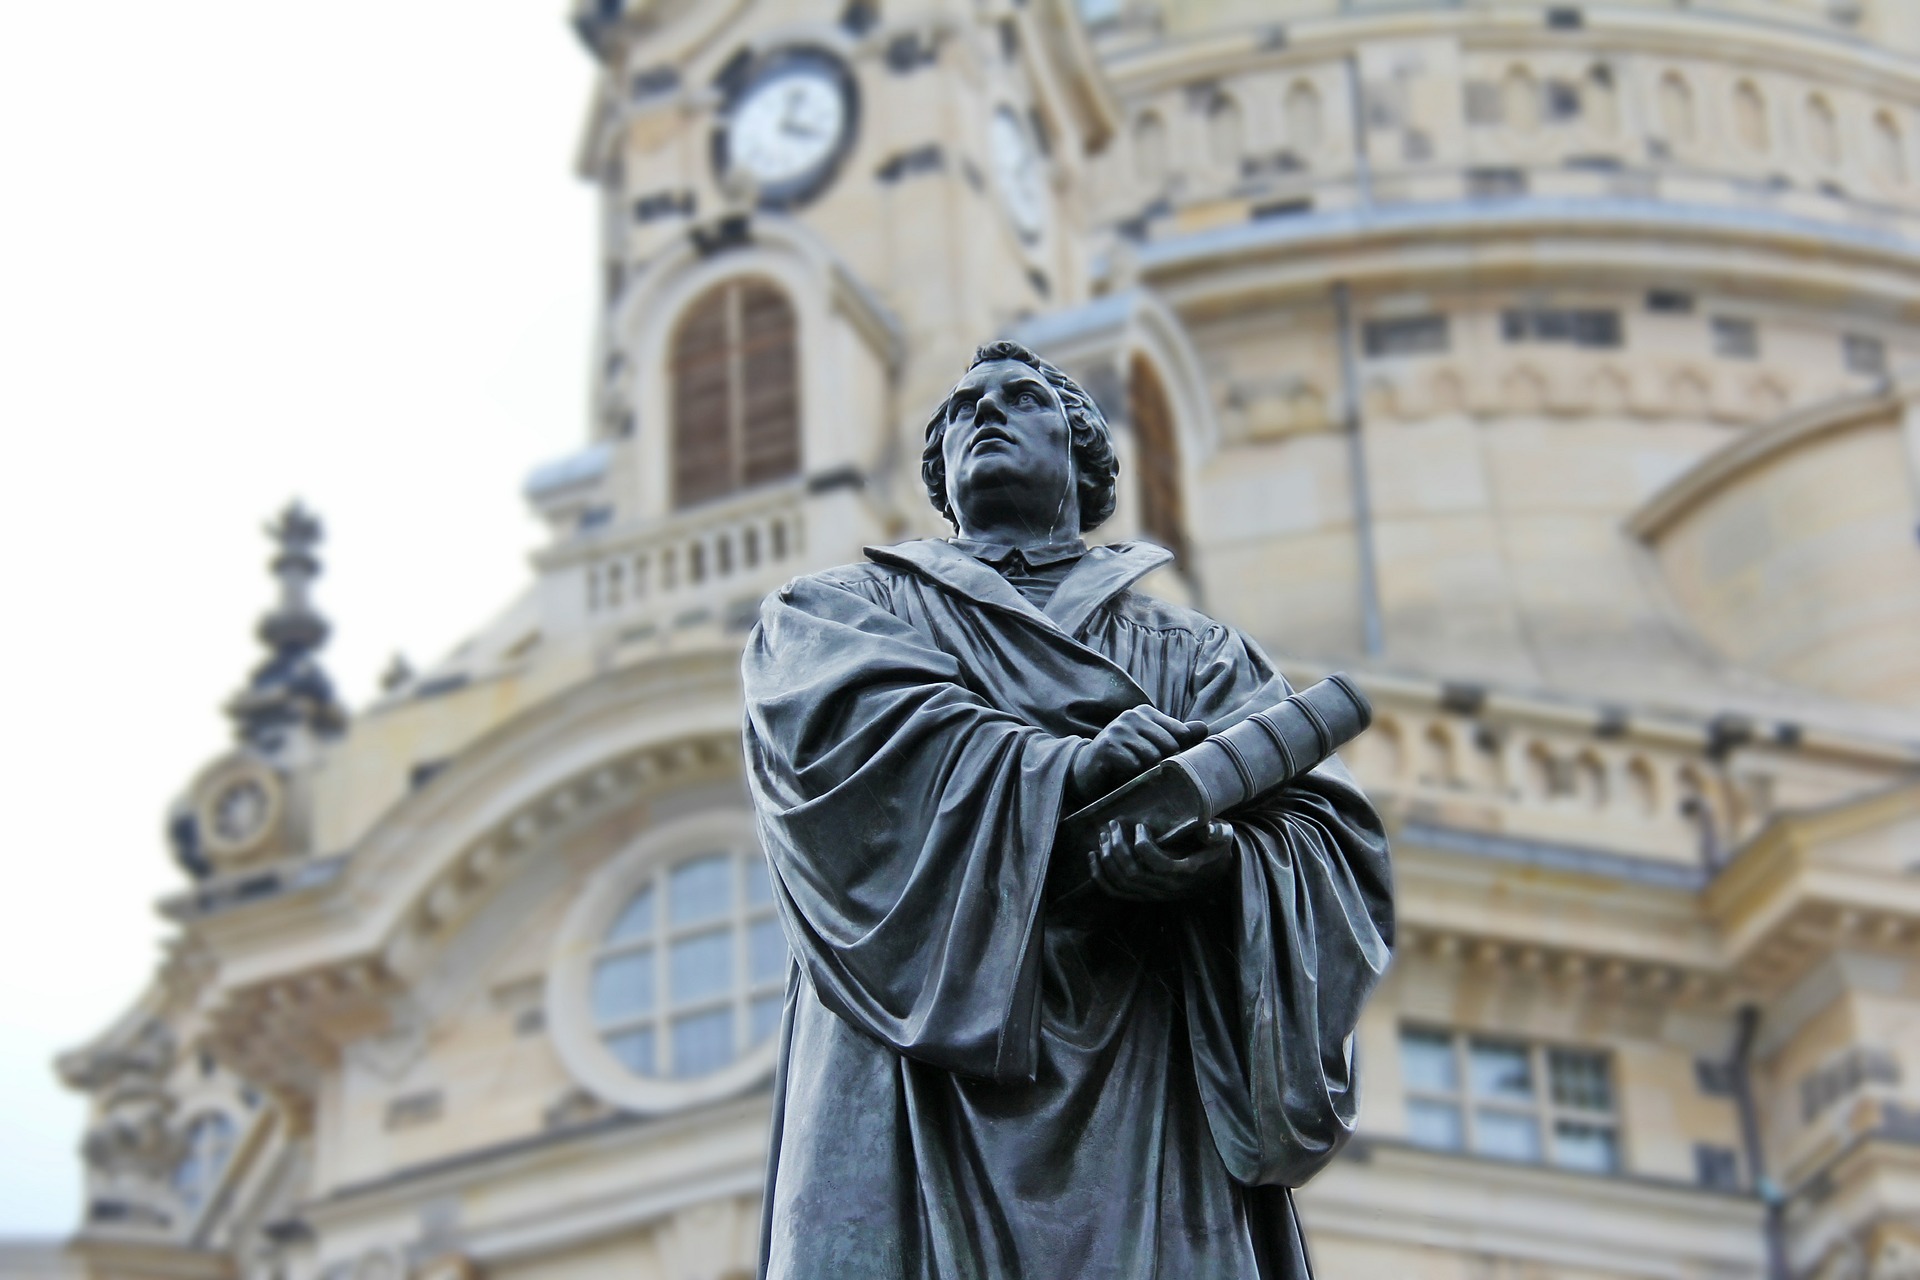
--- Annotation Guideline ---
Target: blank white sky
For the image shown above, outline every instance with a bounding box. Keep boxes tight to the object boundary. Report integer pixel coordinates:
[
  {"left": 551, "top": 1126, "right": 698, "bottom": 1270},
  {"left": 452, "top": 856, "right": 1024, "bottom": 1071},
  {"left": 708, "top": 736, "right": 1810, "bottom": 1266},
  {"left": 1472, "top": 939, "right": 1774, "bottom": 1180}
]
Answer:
[{"left": 0, "top": 2, "right": 596, "bottom": 1233}]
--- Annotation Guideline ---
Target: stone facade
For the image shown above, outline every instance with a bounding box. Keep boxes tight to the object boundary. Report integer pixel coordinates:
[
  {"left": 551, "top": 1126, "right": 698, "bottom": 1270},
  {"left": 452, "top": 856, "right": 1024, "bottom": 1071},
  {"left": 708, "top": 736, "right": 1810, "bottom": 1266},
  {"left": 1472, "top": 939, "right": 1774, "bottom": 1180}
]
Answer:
[{"left": 42, "top": 1, "right": 1920, "bottom": 1277}]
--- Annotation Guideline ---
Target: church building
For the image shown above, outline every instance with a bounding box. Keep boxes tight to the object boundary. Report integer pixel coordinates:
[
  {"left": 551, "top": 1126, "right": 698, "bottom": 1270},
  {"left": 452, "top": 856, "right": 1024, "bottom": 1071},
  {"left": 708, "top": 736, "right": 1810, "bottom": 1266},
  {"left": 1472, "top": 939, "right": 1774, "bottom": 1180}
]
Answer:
[{"left": 54, "top": 2, "right": 1920, "bottom": 1277}]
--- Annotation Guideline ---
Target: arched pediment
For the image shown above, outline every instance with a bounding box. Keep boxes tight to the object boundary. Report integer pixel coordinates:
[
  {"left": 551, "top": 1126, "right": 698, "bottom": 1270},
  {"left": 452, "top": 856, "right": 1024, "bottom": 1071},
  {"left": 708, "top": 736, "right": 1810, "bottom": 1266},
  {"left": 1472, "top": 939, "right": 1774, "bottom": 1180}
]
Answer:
[
  {"left": 1626, "top": 380, "right": 1920, "bottom": 709},
  {"left": 197, "top": 649, "right": 756, "bottom": 1114}
]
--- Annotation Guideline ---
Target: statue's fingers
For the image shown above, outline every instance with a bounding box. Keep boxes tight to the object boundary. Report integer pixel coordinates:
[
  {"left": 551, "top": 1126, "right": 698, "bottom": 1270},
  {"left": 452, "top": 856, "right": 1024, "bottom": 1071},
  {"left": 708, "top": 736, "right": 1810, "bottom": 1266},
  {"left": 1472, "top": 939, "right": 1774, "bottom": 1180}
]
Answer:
[
  {"left": 1128, "top": 825, "right": 1184, "bottom": 875},
  {"left": 1104, "top": 822, "right": 1152, "bottom": 887}
]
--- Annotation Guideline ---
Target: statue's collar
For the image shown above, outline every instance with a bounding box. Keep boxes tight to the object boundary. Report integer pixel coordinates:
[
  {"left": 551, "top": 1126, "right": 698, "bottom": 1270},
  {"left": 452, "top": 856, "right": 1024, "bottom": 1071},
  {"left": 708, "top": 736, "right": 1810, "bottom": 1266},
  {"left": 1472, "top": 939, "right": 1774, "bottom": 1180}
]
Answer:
[
  {"left": 864, "top": 538, "right": 1173, "bottom": 636},
  {"left": 947, "top": 535, "right": 1087, "bottom": 568}
]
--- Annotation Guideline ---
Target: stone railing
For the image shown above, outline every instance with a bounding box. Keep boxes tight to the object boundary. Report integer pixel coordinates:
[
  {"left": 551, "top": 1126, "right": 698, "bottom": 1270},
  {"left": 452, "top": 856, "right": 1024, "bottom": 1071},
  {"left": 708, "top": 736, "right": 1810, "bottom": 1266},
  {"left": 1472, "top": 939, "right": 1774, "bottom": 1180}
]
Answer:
[
  {"left": 578, "top": 486, "right": 809, "bottom": 634},
  {"left": 1339, "top": 678, "right": 1784, "bottom": 870}
]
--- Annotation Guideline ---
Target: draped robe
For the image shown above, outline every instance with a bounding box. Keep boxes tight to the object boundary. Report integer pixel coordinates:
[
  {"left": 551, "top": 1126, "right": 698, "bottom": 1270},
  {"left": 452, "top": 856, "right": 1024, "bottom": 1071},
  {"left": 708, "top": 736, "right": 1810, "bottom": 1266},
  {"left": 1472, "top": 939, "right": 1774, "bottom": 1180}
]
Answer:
[{"left": 743, "top": 538, "right": 1394, "bottom": 1280}]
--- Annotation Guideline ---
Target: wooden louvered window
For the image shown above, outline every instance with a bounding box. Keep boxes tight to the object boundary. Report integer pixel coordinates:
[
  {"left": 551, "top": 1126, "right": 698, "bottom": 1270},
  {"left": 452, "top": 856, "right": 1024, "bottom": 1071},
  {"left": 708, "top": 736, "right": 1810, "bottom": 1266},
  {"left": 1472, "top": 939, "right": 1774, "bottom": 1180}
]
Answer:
[
  {"left": 1128, "top": 355, "right": 1189, "bottom": 564},
  {"left": 670, "top": 279, "right": 801, "bottom": 509}
]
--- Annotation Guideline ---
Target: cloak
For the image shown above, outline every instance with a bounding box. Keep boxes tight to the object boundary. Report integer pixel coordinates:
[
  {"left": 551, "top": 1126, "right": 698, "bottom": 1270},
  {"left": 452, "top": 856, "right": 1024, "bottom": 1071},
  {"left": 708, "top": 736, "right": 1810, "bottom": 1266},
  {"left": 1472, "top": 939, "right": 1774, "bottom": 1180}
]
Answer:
[{"left": 742, "top": 538, "right": 1394, "bottom": 1279}]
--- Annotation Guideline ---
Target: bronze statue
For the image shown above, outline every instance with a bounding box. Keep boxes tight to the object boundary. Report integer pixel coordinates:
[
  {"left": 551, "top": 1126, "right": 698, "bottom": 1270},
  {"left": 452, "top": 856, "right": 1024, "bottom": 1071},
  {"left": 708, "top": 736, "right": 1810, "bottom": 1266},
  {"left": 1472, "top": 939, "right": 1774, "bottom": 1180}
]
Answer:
[{"left": 743, "top": 340, "right": 1394, "bottom": 1278}]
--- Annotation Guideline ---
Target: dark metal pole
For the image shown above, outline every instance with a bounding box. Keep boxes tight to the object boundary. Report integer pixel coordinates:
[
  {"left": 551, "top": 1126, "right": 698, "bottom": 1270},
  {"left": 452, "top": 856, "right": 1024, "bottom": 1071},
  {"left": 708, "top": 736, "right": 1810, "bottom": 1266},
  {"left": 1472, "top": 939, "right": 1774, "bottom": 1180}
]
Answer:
[{"left": 1730, "top": 1004, "right": 1791, "bottom": 1280}]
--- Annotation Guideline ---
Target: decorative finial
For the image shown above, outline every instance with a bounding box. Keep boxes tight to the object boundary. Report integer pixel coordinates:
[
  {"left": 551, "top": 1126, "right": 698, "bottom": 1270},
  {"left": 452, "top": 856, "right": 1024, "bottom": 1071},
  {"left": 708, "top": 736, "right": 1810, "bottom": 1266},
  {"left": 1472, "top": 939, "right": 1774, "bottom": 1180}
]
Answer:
[{"left": 225, "top": 502, "right": 347, "bottom": 748}]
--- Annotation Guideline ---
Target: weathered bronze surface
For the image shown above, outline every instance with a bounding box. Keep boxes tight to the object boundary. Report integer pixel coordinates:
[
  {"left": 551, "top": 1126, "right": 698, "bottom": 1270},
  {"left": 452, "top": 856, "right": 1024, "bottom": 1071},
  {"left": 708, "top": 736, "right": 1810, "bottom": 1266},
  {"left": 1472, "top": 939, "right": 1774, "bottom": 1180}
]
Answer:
[{"left": 743, "top": 341, "right": 1394, "bottom": 1279}]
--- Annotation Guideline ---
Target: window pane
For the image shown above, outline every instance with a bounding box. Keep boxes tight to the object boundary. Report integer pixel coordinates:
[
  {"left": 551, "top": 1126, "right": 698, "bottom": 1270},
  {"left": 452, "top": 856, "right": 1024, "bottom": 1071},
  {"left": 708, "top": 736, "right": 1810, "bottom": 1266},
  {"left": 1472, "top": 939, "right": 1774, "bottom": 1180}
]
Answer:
[
  {"left": 670, "top": 856, "right": 733, "bottom": 927},
  {"left": 592, "top": 949, "right": 655, "bottom": 1025},
  {"left": 672, "top": 1008, "right": 735, "bottom": 1076},
  {"left": 745, "top": 857, "right": 776, "bottom": 906},
  {"left": 605, "top": 885, "right": 655, "bottom": 945},
  {"left": 750, "top": 993, "right": 785, "bottom": 1046},
  {"left": 1406, "top": 1099, "right": 1464, "bottom": 1150},
  {"left": 1549, "top": 1048, "right": 1613, "bottom": 1112},
  {"left": 1554, "top": 1121, "right": 1620, "bottom": 1173},
  {"left": 669, "top": 929, "right": 733, "bottom": 1006},
  {"left": 1401, "top": 1029, "right": 1458, "bottom": 1094},
  {"left": 1473, "top": 1108, "right": 1542, "bottom": 1161},
  {"left": 606, "top": 1027, "right": 656, "bottom": 1075},
  {"left": 1469, "top": 1041, "right": 1534, "bottom": 1102},
  {"left": 749, "top": 918, "right": 788, "bottom": 986}
]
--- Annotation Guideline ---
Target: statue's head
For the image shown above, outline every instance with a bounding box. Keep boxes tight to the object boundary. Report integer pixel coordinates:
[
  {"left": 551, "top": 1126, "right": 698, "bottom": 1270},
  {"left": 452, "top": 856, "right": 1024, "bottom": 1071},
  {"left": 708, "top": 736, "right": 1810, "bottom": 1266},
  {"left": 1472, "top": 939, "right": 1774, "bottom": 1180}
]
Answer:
[{"left": 922, "top": 340, "right": 1119, "bottom": 535}]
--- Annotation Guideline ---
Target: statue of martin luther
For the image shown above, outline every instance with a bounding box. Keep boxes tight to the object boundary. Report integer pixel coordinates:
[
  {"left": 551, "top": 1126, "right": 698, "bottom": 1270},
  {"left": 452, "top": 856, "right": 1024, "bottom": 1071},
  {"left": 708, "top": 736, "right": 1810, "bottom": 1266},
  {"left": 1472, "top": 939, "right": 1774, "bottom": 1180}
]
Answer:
[{"left": 743, "top": 340, "right": 1394, "bottom": 1279}]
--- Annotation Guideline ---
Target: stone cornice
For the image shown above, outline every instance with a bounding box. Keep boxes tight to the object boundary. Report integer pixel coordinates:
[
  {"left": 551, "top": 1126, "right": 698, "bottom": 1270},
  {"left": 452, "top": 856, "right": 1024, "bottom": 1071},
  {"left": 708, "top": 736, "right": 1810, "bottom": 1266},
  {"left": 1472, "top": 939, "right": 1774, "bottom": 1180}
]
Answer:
[
  {"left": 1098, "top": 5, "right": 1920, "bottom": 99},
  {"left": 1134, "top": 197, "right": 1920, "bottom": 319}
]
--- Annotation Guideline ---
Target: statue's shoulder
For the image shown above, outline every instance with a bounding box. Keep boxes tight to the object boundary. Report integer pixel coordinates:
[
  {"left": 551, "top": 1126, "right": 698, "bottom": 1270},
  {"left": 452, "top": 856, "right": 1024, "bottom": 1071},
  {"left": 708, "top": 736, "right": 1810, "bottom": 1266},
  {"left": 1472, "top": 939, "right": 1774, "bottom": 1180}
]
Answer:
[
  {"left": 1104, "top": 586, "right": 1229, "bottom": 640},
  {"left": 775, "top": 559, "right": 913, "bottom": 606}
]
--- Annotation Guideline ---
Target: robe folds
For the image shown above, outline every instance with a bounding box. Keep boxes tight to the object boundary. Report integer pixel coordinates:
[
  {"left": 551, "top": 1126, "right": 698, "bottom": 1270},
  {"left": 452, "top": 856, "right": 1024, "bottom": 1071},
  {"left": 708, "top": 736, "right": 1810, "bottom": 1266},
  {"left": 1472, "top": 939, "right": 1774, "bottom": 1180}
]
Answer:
[{"left": 742, "top": 538, "right": 1394, "bottom": 1280}]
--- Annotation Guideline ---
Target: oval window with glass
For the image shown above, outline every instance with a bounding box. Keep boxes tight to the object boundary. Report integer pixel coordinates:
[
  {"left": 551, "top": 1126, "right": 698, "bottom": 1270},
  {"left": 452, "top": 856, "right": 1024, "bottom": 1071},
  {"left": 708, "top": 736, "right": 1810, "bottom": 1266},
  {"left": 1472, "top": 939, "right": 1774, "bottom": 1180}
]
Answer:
[{"left": 591, "top": 850, "right": 788, "bottom": 1079}]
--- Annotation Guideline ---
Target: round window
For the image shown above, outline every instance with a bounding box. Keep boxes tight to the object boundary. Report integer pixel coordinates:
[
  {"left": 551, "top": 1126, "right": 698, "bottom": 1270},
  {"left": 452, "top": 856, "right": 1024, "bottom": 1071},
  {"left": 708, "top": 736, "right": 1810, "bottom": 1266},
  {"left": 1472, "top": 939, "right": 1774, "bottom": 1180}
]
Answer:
[
  {"left": 548, "top": 809, "right": 791, "bottom": 1113},
  {"left": 591, "top": 850, "right": 787, "bottom": 1079}
]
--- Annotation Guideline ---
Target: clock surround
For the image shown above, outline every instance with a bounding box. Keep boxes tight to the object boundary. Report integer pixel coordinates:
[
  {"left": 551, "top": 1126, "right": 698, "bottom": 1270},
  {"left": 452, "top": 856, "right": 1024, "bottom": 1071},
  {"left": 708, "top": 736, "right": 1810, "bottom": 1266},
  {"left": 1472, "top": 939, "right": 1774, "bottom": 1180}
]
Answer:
[{"left": 710, "top": 46, "right": 860, "bottom": 212}]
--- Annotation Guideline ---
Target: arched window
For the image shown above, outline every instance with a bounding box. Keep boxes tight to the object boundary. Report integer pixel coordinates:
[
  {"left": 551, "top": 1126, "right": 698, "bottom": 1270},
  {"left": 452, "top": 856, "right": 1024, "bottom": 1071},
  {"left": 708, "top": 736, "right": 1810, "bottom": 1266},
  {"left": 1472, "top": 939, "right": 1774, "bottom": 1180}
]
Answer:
[
  {"left": 669, "top": 279, "right": 800, "bottom": 509},
  {"left": 1128, "top": 355, "right": 1189, "bottom": 565},
  {"left": 173, "top": 1112, "right": 236, "bottom": 1213},
  {"left": 1875, "top": 110, "right": 1907, "bottom": 183},
  {"left": 590, "top": 847, "right": 787, "bottom": 1081},
  {"left": 1806, "top": 94, "right": 1841, "bottom": 169},
  {"left": 1734, "top": 80, "right": 1770, "bottom": 152},
  {"left": 1285, "top": 80, "right": 1323, "bottom": 156},
  {"left": 1659, "top": 72, "right": 1696, "bottom": 147},
  {"left": 1134, "top": 111, "right": 1168, "bottom": 185},
  {"left": 1207, "top": 94, "right": 1244, "bottom": 171}
]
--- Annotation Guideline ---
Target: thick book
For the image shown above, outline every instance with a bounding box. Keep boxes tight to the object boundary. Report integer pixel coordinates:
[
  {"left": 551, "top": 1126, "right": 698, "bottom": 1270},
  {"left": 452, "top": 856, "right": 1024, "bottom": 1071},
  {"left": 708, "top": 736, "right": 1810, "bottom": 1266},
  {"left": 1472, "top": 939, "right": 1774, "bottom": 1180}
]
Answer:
[{"left": 1051, "top": 673, "right": 1372, "bottom": 902}]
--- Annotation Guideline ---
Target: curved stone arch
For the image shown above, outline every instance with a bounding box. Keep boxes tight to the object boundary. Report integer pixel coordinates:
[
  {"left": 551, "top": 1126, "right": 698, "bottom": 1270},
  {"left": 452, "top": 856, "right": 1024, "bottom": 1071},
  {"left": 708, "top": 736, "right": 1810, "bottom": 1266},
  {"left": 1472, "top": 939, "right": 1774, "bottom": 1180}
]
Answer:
[
  {"left": 273, "top": 650, "right": 753, "bottom": 998},
  {"left": 616, "top": 217, "right": 904, "bottom": 520}
]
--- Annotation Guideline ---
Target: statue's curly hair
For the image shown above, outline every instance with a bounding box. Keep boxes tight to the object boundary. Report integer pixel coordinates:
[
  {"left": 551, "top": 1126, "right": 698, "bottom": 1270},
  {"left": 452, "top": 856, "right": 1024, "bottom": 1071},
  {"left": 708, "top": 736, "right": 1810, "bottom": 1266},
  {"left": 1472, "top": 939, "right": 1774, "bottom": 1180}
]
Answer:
[{"left": 922, "top": 340, "right": 1119, "bottom": 533}]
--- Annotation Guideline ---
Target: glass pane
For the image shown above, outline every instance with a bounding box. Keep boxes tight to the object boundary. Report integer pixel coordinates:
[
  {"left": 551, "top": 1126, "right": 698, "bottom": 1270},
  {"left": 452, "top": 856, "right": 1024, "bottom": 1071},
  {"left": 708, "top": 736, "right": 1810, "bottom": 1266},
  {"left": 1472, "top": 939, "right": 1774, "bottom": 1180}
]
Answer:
[
  {"left": 671, "top": 1008, "right": 735, "bottom": 1076},
  {"left": 591, "top": 949, "right": 655, "bottom": 1025},
  {"left": 745, "top": 857, "right": 776, "bottom": 907},
  {"left": 606, "top": 1027, "right": 656, "bottom": 1075},
  {"left": 1549, "top": 1048, "right": 1613, "bottom": 1113},
  {"left": 1401, "top": 1029, "right": 1458, "bottom": 1094},
  {"left": 669, "top": 929, "right": 733, "bottom": 1006},
  {"left": 749, "top": 918, "right": 788, "bottom": 986},
  {"left": 750, "top": 992, "right": 785, "bottom": 1045},
  {"left": 1554, "top": 1121, "right": 1620, "bottom": 1173},
  {"left": 670, "top": 855, "right": 733, "bottom": 927},
  {"left": 1406, "top": 1099, "right": 1463, "bottom": 1150},
  {"left": 1473, "top": 1108, "right": 1542, "bottom": 1161},
  {"left": 1469, "top": 1040, "right": 1534, "bottom": 1102},
  {"left": 605, "top": 885, "right": 655, "bottom": 945}
]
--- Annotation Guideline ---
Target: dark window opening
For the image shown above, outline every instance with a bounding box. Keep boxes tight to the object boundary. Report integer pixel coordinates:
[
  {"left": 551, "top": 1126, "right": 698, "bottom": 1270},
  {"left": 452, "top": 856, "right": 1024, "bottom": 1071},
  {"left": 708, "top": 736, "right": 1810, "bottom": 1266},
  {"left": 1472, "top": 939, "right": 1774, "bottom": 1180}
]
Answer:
[
  {"left": 1646, "top": 289, "right": 1694, "bottom": 314},
  {"left": 1711, "top": 317, "right": 1760, "bottom": 360},
  {"left": 1844, "top": 333, "right": 1888, "bottom": 375},
  {"left": 1129, "top": 356, "right": 1190, "bottom": 567},
  {"left": 1363, "top": 315, "right": 1450, "bottom": 358},
  {"left": 1502, "top": 308, "right": 1623, "bottom": 348},
  {"left": 1694, "top": 1144, "right": 1741, "bottom": 1191},
  {"left": 670, "top": 279, "right": 802, "bottom": 508}
]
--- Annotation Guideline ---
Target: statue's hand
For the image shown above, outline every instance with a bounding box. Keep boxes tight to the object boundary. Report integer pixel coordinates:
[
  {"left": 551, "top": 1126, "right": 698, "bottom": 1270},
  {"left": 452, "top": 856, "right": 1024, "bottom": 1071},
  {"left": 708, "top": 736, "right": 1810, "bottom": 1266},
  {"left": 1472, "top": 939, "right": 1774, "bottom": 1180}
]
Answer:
[
  {"left": 1069, "top": 706, "right": 1208, "bottom": 805},
  {"left": 1087, "top": 819, "right": 1235, "bottom": 903}
]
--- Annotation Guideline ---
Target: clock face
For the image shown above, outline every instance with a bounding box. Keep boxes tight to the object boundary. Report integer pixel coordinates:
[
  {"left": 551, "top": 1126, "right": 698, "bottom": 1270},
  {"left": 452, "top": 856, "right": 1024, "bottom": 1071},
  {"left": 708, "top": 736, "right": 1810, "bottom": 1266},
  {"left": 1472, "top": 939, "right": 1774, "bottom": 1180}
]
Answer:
[
  {"left": 718, "top": 50, "right": 857, "bottom": 208},
  {"left": 212, "top": 778, "right": 270, "bottom": 846},
  {"left": 990, "top": 106, "right": 1048, "bottom": 243}
]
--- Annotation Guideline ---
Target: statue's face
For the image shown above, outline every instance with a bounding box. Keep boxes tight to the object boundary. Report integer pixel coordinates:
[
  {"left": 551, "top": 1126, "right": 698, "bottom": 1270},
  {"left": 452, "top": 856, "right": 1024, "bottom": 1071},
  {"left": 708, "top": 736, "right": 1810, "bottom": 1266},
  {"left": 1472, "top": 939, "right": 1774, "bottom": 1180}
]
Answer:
[{"left": 939, "top": 359, "right": 1076, "bottom": 534}]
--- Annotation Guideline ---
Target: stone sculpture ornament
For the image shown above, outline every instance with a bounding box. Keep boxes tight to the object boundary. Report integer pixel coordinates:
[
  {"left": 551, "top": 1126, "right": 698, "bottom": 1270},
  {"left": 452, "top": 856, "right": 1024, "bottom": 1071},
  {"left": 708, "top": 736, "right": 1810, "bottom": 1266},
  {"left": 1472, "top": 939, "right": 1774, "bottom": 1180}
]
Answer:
[{"left": 742, "top": 340, "right": 1395, "bottom": 1278}]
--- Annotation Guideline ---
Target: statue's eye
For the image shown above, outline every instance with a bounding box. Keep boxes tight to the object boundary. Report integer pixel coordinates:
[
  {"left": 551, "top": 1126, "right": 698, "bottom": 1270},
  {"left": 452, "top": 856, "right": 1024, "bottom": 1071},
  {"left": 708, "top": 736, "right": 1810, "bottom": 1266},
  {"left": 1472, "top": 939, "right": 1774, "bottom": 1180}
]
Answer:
[{"left": 1016, "top": 390, "right": 1039, "bottom": 408}]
